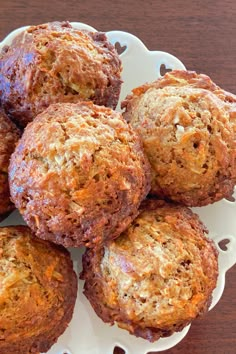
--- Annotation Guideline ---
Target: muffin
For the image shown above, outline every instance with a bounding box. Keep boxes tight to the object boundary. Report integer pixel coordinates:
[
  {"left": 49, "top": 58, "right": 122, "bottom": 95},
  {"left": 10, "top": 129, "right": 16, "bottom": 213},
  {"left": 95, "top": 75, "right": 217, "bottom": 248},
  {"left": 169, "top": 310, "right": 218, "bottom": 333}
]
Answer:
[
  {"left": 81, "top": 199, "right": 218, "bottom": 342},
  {"left": 122, "top": 70, "right": 236, "bottom": 206},
  {"left": 0, "top": 225, "right": 77, "bottom": 354},
  {"left": 0, "top": 21, "right": 122, "bottom": 128},
  {"left": 9, "top": 102, "right": 150, "bottom": 248},
  {"left": 0, "top": 109, "right": 20, "bottom": 220}
]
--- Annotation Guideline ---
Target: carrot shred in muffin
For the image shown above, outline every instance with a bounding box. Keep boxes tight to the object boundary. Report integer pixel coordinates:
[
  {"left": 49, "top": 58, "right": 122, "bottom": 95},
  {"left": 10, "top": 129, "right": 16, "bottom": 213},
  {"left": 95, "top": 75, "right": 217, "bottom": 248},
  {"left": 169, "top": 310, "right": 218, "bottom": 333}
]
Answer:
[
  {"left": 9, "top": 102, "right": 151, "bottom": 248},
  {"left": 81, "top": 199, "right": 218, "bottom": 342},
  {"left": 122, "top": 70, "right": 236, "bottom": 206},
  {"left": 0, "top": 225, "right": 77, "bottom": 354},
  {"left": 0, "top": 21, "right": 122, "bottom": 127}
]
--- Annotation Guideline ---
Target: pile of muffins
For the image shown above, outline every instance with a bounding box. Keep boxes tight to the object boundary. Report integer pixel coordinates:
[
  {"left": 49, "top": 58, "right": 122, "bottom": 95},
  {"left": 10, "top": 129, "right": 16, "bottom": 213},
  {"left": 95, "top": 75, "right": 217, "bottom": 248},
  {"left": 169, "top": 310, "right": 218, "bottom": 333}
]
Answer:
[{"left": 0, "top": 20, "right": 235, "bottom": 353}]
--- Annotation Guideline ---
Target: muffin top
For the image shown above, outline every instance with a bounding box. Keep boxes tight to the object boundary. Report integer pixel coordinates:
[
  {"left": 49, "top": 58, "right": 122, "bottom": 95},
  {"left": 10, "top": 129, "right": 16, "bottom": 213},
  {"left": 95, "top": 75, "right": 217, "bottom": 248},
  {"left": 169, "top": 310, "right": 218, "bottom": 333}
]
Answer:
[
  {"left": 0, "top": 21, "right": 122, "bottom": 127},
  {"left": 0, "top": 109, "right": 20, "bottom": 218},
  {"left": 9, "top": 102, "right": 150, "bottom": 248},
  {"left": 81, "top": 199, "right": 218, "bottom": 342},
  {"left": 122, "top": 70, "right": 236, "bottom": 206},
  {"left": 0, "top": 225, "right": 77, "bottom": 354}
]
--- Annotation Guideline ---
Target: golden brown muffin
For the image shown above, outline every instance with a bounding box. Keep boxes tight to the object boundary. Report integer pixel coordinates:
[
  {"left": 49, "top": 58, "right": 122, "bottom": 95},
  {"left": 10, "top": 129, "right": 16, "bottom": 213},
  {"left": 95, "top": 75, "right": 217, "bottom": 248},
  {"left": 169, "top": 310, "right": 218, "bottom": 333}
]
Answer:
[
  {"left": 81, "top": 199, "right": 218, "bottom": 342},
  {"left": 0, "top": 21, "right": 122, "bottom": 128},
  {"left": 0, "top": 109, "right": 20, "bottom": 220},
  {"left": 9, "top": 102, "right": 151, "bottom": 248},
  {"left": 0, "top": 225, "right": 77, "bottom": 354},
  {"left": 122, "top": 70, "right": 236, "bottom": 206}
]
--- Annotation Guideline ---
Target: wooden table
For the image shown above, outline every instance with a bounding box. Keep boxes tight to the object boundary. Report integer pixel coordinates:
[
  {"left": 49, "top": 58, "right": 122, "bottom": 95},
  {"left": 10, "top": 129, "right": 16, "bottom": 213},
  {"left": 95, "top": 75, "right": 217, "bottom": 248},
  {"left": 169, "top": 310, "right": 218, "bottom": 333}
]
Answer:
[{"left": 0, "top": 1, "right": 235, "bottom": 353}]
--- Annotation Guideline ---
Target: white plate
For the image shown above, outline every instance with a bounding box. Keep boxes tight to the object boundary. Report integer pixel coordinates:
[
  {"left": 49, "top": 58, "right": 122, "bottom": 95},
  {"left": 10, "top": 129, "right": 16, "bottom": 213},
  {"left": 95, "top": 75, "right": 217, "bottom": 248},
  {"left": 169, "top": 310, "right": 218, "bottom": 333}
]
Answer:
[{"left": 0, "top": 22, "right": 236, "bottom": 354}]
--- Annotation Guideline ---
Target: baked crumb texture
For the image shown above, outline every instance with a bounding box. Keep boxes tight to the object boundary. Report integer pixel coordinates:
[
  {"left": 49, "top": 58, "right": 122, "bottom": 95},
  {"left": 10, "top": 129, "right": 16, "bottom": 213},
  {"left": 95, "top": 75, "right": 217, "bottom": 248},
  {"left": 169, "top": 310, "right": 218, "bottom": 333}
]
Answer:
[
  {"left": 81, "top": 199, "right": 218, "bottom": 342},
  {"left": 0, "top": 226, "right": 77, "bottom": 354},
  {"left": 0, "top": 109, "right": 20, "bottom": 219},
  {"left": 122, "top": 70, "right": 236, "bottom": 206},
  {"left": 9, "top": 102, "right": 151, "bottom": 248},
  {"left": 0, "top": 21, "right": 122, "bottom": 127}
]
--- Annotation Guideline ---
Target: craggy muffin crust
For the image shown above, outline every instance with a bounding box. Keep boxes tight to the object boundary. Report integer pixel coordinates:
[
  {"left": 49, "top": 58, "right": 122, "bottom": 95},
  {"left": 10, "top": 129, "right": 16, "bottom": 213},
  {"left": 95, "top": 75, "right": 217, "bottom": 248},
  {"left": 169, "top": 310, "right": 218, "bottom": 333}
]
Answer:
[
  {"left": 81, "top": 199, "right": 218, "bottom": 342},
  {"left": 9, "top": 102, "right": 151, "bottom": 248},
  {"left": 0, "top": 226, "right": 77, "bottom": 354},
  {"left": 0, "top": 21, "right": 122, "bottom": 127},
  {"left": 122, "top": 70, "right": 236, "bottom": 206},
  {"left": 0, "top": 109, "right": 20, "bottom": 219}
]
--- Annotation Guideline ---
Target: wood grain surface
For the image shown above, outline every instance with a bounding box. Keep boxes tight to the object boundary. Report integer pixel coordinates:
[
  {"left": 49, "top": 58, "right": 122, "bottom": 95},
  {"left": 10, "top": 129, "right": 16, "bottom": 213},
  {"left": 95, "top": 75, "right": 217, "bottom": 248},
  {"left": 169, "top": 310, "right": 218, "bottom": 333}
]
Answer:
[{"left": 0, "top": 1, "right": 236, "bottom": 353}]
